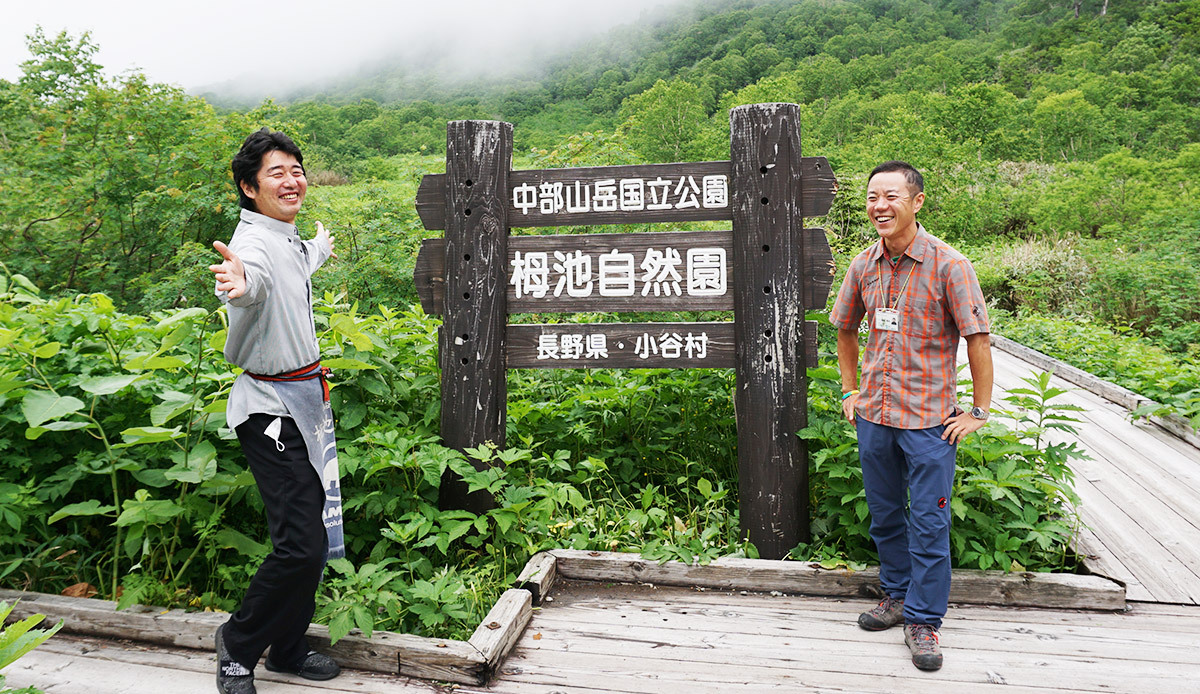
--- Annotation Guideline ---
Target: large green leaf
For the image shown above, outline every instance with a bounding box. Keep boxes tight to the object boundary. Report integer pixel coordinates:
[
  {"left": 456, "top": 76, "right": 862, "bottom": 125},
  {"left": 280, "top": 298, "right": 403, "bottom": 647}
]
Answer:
[
  {"left": 26, "top": 420, "right": 91, "bottom": 440},
  {"left": 116, "top": 426, "right": 183, "bottom": 446},
  {"left": 123, "top": 353, "right": 188, "bottom": 370},
  {"left": 0, "top": 609, "right": 63, "bottom": 670},
  {"left": 164, "top": 440, "right": 218, "bottom": 484},
  {"left": 213, "top": 528, "right": 268, "bottom": 556},
  {"left": 77, "top": 374, "right": 143, "bottom": 396},
  {"left": 48, "top": 500, "right": 117, "bottom": 524},
  {"left": 115, "top": 494, "right": 185, "bottom": 527},
  {"left": 20, "top": 392, "right": 85, "bottom": 427},
  {"left": 155, "top": 307, "right": 207, "bottom": 330},
  {"left": 9, "top": 274, "right": 40, "bottom": 295}
]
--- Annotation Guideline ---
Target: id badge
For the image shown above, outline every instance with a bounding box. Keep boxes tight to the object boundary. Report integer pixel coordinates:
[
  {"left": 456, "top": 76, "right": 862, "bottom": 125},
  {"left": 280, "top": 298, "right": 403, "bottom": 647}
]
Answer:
[{"left": 874, "top": 307, "right": 899, "bottom": 332}]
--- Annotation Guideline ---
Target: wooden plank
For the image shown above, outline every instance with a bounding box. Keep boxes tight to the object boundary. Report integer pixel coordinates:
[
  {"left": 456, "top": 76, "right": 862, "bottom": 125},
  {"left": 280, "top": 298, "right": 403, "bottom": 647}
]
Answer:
[
  {"left": 3, "top": 648, "right": 404, "bottom": 694},
  {"left": 729, "top": 103, "right": 811, "bottom": 558},
  {"left": 14, "top": 636, "right": 442, "bottom": 693},
  {"left": 415, "top": 158, "right": 837, "bottom": 230},
  {"left": 546, "top": 550, "right": 1125, "bottom": 610},
  {"left": 1055, "top": 465, "right": 1198, "bottom": 604},
  {"left": 506, "top": 322, "right": 736, "bottom": 369},
  {"left": 413, "top": 229, "right": 836, "bottom": 316},
  {"left": 528, "top": 591, "right": 1200, "bottom": 659},
  {"left": 438, "top": 119, "right": 512, "bottom": 514},
  {"left": 543, "top": 580, "right": 1199, "bottom": 636},
  {"left": 493, "top": 637, "right": 1198, "bottom": 694},
  {"left": 467, "top": 588, "right": 533, "bottom": 674},
  {"left": 514, "top": 552, "right": 558, "bottom": 606},
  {"left": 0, "top": 589, "right": 490, "bottom": 685},
  {"left": 1074, "top": 523, "right": 1155, "bottom": 602},
  {"left": 526, "top": 610, "right": 1200, "bottom": 669}
]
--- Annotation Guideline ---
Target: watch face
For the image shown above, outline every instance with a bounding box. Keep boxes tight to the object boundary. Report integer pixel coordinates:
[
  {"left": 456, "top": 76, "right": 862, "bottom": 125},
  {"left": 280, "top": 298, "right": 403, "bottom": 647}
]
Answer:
[{"left": 970, "top": 406, "right": 987, "bottom": 420}]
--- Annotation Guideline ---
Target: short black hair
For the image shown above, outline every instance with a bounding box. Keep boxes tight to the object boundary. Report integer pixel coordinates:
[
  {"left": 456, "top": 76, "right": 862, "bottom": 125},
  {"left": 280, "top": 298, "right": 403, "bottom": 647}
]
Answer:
[
  {"left": 231, "top": 128, "right": 304, "bottom": 212},
  {"left": 868, "top": 160, "right": 924, "bottom": 194}
]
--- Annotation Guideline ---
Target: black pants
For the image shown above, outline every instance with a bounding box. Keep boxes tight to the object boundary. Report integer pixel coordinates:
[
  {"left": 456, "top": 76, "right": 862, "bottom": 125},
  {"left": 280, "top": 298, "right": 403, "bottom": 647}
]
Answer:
[{"left": 224, "top": 414, "right": 327, "bottom": 670}]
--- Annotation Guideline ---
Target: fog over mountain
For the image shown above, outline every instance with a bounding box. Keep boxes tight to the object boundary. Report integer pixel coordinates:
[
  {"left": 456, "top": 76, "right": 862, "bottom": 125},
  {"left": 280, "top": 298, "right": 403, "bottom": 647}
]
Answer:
[{"left": 2, "top": 0, "right": 694, "bottom": 105}]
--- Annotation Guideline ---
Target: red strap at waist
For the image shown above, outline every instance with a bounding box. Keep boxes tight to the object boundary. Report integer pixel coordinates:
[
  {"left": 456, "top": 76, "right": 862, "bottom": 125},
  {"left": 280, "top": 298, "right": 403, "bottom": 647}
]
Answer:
[{"left": 245, "top": 361, "right": 331, "bottom": 402}]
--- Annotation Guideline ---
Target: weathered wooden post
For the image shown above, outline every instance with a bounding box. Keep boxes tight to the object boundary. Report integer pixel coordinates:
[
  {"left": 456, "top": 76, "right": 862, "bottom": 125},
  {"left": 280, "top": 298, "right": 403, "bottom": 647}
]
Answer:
[
  {"left": 438, "top": 120, "right": 512, "bottom": 513},
  {"left": 730, "top": 103, "right": 811, "bottom": 558}
]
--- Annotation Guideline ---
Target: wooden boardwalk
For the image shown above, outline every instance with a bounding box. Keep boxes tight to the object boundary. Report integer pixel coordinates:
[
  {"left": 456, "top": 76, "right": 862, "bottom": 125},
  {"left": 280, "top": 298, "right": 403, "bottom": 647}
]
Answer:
[
  {"left": 983, "top": 343, "right": 1200, "bottom": 605},
  {"left": 10, "top": 584, "right": 1198, "bottom": 694},
  {"left": 461, "top": 580, "right": 1200, "bottom": 694},
  {"left": 7, "top": 338, "right": 1200, "bottom": 692}
]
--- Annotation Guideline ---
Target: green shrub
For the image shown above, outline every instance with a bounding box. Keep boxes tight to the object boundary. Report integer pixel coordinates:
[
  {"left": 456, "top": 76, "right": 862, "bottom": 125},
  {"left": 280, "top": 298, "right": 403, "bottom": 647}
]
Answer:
[{"left": 994, "top": 311, "right": 1200, "bottom": 429}]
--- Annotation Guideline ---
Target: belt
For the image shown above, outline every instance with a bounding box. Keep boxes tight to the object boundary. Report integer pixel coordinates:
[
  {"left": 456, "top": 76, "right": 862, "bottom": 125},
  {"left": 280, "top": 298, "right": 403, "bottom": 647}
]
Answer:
[{"left": 245, "top": 361, "right": 331, "bottom": 402}]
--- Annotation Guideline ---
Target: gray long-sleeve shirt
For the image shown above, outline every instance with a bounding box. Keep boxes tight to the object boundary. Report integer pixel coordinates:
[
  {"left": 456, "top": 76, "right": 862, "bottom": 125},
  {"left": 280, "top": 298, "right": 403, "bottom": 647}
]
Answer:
[{"left": 216, "top": 209, "right": 332, "bottom": 429}]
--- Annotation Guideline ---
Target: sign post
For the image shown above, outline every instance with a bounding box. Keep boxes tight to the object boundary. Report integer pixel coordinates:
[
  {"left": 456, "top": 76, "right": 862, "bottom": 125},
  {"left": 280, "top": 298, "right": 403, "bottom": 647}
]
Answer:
[
  {"left": 437, "top": 120, "right": 511, "bottom": 514},
  {"left": 414, "top": 103, "right": 837, "bottom": 558}
]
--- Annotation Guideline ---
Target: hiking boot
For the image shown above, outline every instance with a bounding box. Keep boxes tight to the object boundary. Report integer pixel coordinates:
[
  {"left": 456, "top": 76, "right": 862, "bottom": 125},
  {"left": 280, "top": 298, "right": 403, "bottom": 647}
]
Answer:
[
  {"left": 904, "top": 622, "right": 944, "bottom": 671},
  {"left": 215, "top": 624, "right": 256, "bottom": 694},
  {"left": 857, "top": 596, "right": 904, "bottom": 631},
  {"left": 265, "top": 650, "right": 341, "bottom": 681}
]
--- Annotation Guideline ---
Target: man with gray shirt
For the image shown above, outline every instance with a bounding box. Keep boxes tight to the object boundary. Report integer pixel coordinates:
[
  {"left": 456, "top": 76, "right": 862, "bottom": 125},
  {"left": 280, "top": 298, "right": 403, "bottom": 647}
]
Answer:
[{"left": 209, "top": 129, "right": 342, "bottom": 694}]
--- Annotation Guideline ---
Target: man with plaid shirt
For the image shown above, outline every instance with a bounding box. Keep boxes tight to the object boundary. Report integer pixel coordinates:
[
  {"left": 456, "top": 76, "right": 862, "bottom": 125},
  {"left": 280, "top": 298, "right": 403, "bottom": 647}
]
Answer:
[{"left": 830, "top": 160, "right": 993, "bottom": 672}]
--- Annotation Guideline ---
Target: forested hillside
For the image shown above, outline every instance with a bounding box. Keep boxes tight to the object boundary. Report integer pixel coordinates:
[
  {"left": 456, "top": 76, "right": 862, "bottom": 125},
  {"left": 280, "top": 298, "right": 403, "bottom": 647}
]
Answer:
[{"left": 1, "top": 0, "right": 1197, "bottom": 634}]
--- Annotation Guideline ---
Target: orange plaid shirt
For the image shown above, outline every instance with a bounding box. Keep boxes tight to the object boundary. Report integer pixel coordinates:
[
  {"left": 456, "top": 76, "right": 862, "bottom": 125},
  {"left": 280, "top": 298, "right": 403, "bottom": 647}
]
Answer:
[{"left": 830, "top": 226, "right": 990, "bottom": 430}]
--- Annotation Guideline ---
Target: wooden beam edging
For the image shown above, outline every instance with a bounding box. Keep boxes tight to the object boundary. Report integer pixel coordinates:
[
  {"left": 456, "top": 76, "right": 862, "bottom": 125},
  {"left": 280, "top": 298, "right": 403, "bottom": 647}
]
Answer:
[
  {"left": 989, "top": 334, "right": 1200, "bottom": 452},
  {"left": 546, "top": 550, "right": 1126, "bottom": 611},
  {"left": 514, "top": 551, "right": 559, "bottom": 606},
  {"left": 0, "top": 586, "right": 533, "bottom": 685}
]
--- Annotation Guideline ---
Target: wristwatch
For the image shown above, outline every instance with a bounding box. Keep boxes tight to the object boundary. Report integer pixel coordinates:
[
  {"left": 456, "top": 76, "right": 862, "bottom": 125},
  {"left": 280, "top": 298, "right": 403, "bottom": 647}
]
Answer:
[{"left": 968, "top": 406, "right": 989, "bottom": 421}]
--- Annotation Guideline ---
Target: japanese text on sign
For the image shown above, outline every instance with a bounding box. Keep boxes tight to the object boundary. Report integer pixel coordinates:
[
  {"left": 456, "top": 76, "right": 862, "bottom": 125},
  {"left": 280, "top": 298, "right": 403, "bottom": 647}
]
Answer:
[
  {"left": 535, "top": 331, "right": 711, "bottom": 361},
  {"left": 512, "top": 175, "right": 729, "bottom": 216},
  {"left": 510, "top": 247, "right": 727, "bottom": 299}
]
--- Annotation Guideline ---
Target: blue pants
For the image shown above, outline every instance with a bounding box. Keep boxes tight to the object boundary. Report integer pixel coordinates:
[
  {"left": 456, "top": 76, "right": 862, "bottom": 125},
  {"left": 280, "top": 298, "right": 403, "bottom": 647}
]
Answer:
[{"left": 857, "top": 418, "right": 956, "bottom": 628}]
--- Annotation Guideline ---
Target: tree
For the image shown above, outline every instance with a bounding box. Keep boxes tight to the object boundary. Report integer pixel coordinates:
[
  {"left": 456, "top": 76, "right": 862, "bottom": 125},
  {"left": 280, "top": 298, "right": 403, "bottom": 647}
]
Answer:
[
  {"left": 617, "top": 79, "right": 714, "bottom": 163},
  {"left": 0, "top": 29, "right": 263, "bottom": 310}
]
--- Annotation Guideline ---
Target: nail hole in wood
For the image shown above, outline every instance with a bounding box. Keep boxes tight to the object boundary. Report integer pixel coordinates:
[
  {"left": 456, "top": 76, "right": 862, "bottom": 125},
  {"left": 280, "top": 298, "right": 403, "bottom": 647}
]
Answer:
[
  {"left": 461, "top": 333, "right": 470, "bottom": 341},
  {"left": 464, "top": 208, "right": 471, "bottom": 216},
  {"left": 763, "top": 286, "right": 772, "bottom": 294},
  {"left": 764, "top": 354, "right": 773, "bottom": 363},
  {"left": 465, "top": 179, "right": 473, "bottom": 187},
  {"left": 461, "top": 357, "right": 469, "bottom": 365},
  {"left": 759, "top": 166, "right": 768, "bottom": 174},
  {"left": 764, "top": 329, "right": 773, "bottom": 338},
  {"left": 462, "top": 292, "right": 471, "bottom": 300},
  {"left": 760, "top": 197, "right": 769, "bottom": 205},
  {"left": 762, "top": 244, "right": 770, "bottom": 252},
  {"left": 463, "top": 253, "right": 472, "bottom": 261}
]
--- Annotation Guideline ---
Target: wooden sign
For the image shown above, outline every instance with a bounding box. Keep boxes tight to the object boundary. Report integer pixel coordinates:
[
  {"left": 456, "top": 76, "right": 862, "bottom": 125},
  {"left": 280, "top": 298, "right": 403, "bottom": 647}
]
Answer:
[
  {"left": 416, "top": 158, "right": 836, "bottom": 229},
  {"left": 505, "top": 321, "right": 818, "bottom": 370},
  {"left": 420, "top": 105, "right": 836, "bottom": 558},
  {"left": 414, "top": 229, "right": 835, "bottom": 315}
]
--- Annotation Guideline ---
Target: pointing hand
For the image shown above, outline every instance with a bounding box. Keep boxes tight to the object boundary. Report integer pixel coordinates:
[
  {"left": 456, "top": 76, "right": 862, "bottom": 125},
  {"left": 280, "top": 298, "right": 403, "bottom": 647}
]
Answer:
[
  {"left": 316, "top": 221, "right": 337, "bottom": 259},
  {"left": 210, "top": 240, "right": 246, "bottom": 299}
]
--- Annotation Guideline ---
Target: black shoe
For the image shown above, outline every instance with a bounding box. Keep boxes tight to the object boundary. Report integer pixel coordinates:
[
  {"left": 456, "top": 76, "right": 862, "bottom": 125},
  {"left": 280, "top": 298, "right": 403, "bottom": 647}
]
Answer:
[
  {"left": 215, "top": 624, "right": 256, "bottom": 694},
  {"left": 264, "top": 650, "right": 341, "bottom": 681},
  {"left": 858, "top": 596, "right": 905, "bottom": 631}
]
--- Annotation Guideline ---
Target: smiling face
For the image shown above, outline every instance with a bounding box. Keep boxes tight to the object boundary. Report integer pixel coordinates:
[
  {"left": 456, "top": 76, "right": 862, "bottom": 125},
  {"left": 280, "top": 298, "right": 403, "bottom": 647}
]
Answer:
[
  {"left": 241, "top": 150, "right": 307, "bottom": 223},
  {"left": 866, "top": 170, "right": 924, "bottom": 254}
]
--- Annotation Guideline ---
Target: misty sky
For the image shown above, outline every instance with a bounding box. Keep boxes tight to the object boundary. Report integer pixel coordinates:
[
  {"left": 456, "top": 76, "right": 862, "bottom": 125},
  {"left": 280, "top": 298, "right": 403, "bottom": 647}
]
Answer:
[{"left": 2, "top": 0, "right": 691, "bottom": 97}]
